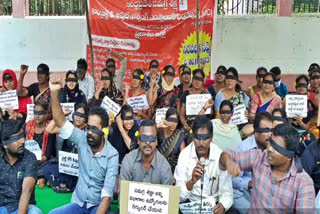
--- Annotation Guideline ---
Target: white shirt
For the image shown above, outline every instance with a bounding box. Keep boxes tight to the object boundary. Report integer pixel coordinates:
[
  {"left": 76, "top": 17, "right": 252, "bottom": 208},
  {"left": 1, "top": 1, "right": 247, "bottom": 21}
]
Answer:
[
  {"left": 174, "top": 141, "right": 233, "bottom": 211},
  {"left": 79, "top": 72, "right": 95, "bottom": 101}
]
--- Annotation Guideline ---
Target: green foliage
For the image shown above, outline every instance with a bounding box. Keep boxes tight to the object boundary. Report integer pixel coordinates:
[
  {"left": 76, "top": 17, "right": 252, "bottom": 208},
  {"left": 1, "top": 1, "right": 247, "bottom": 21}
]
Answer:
[
  {"left": 29, "top": 0, "right": 85, "bottom": 15},
  {"left": 0, "top": 0, "right": 12, "bottom": 15}
]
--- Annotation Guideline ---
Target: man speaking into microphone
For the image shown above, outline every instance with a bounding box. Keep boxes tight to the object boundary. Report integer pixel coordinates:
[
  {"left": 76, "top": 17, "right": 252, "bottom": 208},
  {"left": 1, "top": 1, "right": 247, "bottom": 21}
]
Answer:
[{"left": 174, "top": 115, "right": 233, "bottom": 214}]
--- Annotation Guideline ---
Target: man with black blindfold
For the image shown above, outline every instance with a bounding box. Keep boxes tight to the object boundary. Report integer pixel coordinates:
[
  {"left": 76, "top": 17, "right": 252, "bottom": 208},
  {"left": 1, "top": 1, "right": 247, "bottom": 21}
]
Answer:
[
  {"left": 0, "top": 119, "right": 43, "bottom": 214},
  {"left": 48, "top": 76, "right": 118, "bottom": 214},
  {"left": 17, "top": 64, "right": 51, "bottom": 105},
  {"left": 120, "top": 119, "right": 173, "bottom": 185},
  {"left": 220, "top": 124, "right": 315, "bottom": 213},
  {"left": 175, "top": 115, "right": 233, "bottom": 214}
]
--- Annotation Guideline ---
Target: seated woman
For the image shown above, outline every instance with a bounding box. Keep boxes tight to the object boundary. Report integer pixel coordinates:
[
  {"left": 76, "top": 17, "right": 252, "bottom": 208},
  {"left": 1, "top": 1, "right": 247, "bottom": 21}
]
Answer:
[
  {"left": 148, "top": 64, "right": 182, "bottom": 114},
  {"left": 211, "top": 100, "right": 242, "bottom": 150},
  {"left": 246, "top": 67, "right": 267, "bottom": 99},
  {"left": 59, "top": 70, "right": 87, "bottom": 106},
  {"left": 1, "top": 69, "right": 32, "bottom": 116},
  {"left": 272, "top": 108, "right": 288, "bottom": 127},
  {"left": 214, "top": 67, "right": 250, "bottom": 118},
  {"left": 43, "top": 103, "right": 88, "bottom": 193},
  {"left": 180, "top": 68, "right": 213, "bottom": 132},
  {"left": 309, "top": 69, "right": 320, "bottom": 105},
  {"left": 249, "top": 72, "right": 282, "bottom": 120},
  {"left": 124, "top": 68, "right": 151, "bottom": 123},
  {"left": 25, "top": 103, "right": 55, "bottom": 189},
  {"left": 177, "top": 66, "right": 192, "bottom": 93},
  {"left": 89, "top": 67, "right": 123, "bottom": 108},
  {"left": 157, "top": 107, "right": 186, "bottom": 173}
]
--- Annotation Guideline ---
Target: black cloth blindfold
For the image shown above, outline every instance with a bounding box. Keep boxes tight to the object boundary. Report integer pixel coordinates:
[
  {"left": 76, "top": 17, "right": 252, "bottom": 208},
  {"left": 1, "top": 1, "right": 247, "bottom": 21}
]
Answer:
[
  {"left": 216, "top": 71, "right": 225, "bottom": 75},
  {"left": 257, "top": 74, "right": 265, "bottom": 78},
  {"left": 220, "top": 110, "right": 232, "bottom": 114},
  {"left": 263, "top": 80, "right": 274, "bottom": 85},
  {"left": 164, "top": 71, "right": 175, "bottom": 77},
  {"left": 310, "top": 75, "right": 320, "bottom": 80},
  {"left": 193, "top": 76, "right": 204, "bottom": 82},
  {"left": 255, "top": 127, "right": 273, "bottom": 133},
  {"left": 138, "top": 135, "right": 157, "bottom": 143},
  {"left": 296, "top": 83, "right": 308, "bottom": 88},
  {"left": 194, "top": 133, "right": 212, "bottom": 140},
  {"left": 107, "top": 64, "right": 115, "bottom": 68},
  {"left": 34, "top": 110, "right": 47, "bottom": 115},
  {"left": 272, "top": 116, "right": 287, "bottom": 123},
  {"left": 166, "top": 117, "right": 179, "bottom": 123},
  {"left": 181, "top": 71, "right": 191, "bottom": 76},
  {"left": 3, "top": 132, "right": 25, "bottom": 145},
  {"left": 225, "top": 75, "right": 238, "bottom": 80},
  {"left": 101, "top": 76, "right": 111, "bottom": 81},
  {"left": 4, "top": 76, "right": 13, "bottom": 82},
  {"left": 73, "top": 111, "right": 87, "bottom": 119},
  {"left": 149, "top": 64, "right": 158, "bottom": 69},
  {"left": 132, "top": 75, "right": 142, "bottom": 80},
  {"left": 87, "top": 125, "right": 104, "bottom": 136},
  {"left": 122, "top": 115, "right": 134, "bottom": 120},
  {"left": 37, "top": 70, "right": 49, "bottom": 75},
  {"left": 66, "top": 78, "right": 77, "bottom": 82},
  {"left": 269, "top": 137, "right": 294, "bottom": 158}
]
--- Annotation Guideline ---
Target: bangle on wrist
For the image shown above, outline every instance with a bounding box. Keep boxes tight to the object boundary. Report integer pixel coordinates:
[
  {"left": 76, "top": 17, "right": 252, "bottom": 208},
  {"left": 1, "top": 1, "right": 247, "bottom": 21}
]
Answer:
[{"left": 202, "top": 107, "right": 207, "bottom": 111}]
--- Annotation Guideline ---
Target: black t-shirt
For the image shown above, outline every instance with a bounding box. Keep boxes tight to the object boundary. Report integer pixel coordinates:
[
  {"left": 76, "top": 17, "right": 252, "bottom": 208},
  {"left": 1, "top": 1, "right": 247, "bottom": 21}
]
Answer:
[
  {"left": 27, "top": 83, "right": 40, "bottom": 97},
  {"left": 109, "top": 123, "right": 139, "bottom": 164},
  {"left": 33, "top": 133, "right": 56, "bottom": 159},
  {"left": 0, "top": 148, "right": 37, "bottom": 212}
]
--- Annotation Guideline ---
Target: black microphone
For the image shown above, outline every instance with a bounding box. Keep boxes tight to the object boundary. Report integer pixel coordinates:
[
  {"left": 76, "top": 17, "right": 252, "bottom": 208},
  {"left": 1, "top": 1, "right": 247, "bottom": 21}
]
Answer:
[{"left": 200, "top": 157, "right": 205, "bottom": 190}]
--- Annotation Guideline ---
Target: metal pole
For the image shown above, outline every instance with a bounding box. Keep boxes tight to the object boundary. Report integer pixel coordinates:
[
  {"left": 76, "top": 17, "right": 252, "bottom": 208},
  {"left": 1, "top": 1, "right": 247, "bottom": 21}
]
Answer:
[
  {"left": 196, "top": 0, "right": 200, "bottom": 69},
  {"left": 85, "top": 0, "right": 96, "bottom": 88}
]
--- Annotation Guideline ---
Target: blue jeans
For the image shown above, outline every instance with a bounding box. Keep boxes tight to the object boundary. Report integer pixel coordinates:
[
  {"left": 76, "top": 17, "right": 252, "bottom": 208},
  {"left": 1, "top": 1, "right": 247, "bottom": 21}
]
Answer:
[
  {"left": 232, "top": 189, "right": 251, "bottom": 214},
  {"left": 48, "top": 203, "right": 112, "bottom": 214},
  {"left": 0, "top": 205, "right": 43, "bottom": 214}
]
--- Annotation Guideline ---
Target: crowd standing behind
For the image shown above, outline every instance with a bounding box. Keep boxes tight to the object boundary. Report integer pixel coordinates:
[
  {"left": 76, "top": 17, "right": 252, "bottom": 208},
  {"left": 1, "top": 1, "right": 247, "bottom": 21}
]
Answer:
[{"left": 0, "top": 54, "right": 320, "bottom": 214}]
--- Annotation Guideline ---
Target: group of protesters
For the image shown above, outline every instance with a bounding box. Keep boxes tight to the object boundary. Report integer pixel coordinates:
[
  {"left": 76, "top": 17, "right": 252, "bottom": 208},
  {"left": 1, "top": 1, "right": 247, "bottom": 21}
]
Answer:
[{"left": 0, "top": 48, "right": 319, "bottom": 214}]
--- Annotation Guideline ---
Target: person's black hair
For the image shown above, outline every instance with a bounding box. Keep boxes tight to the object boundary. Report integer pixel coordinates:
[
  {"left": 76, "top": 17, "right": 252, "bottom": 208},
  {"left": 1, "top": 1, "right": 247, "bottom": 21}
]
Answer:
[
  {"left": 226, "top": 67, "right": 242, "bottom": 92},
  {"left": 310, "top": 68, "right": 320, "bottom": 78},
  {"left": 75, "top": 103, "right": 88, "bottom": 115},
  {"left": 106, "top": 58, "right": 115, "bottom": 66},
  {"left": 219, "top": 100, "right": 233, "bottom": 112},
  {"left": 149, "top": 59, "right": 159, "bottom": 68},
  {"left": 217, "top": 65, "right": 227, "bottom": 73},
  {"left": 262, "top": 72, "right": 276, "bottom": 87},
  {"left": 77, "top": 58, "right": 88, "bottom": 71},
  {"left": 37, "top": 63, "right": 49, "bottom": 73},
  {"left": 34, "top": 102, "right": 49, "bottom": 111},
  {"left": 272, "top": 124, "right": 299, "bottom": 152},
  {"left": 179, "top": 64, "right": 186, "bottom": 71},
  {"left": 270, "top": 66, "right": 281, "bottom": 76},
  {"left": 133, "top": 68, "right": 144, "bottom": 76},
  {"left": 120, "top": 104, "right": 134, "bottom": 120},
  {"left": 192, "top": 68, "right": 205, "bottom": 79},
  {"left": 183, "top": 66, "right": 191, "bottom": 72},
  {"left": 165, "top": 107, "right": 178, "bottom": 118},
  {"left": 272, "top": 108, "right": 287, "bottom": 119},
  {"left": 88, "top": 107, "right": 109, "bottom": 128},
  {"left": 253, "top": 112, "right": 273, "bottom": 131},
  {"left": 163, "top": 64, "right": 175, "bottom": 74},
  {"left": 101, "top": 67, "right": 113, "bottom": 78},
  {"left": 1, "top": 119, "right": 25, "bottom": 142},
  {"left": 309, "top": 63, "right": 320, "bottom": 71},
  {"left": 256, "top": 67, "right": 268, "bottom": 75},
  {"left": 66, "top": 70, "right": 78, "bottom": 81},
  {"left": 295, "top": 74, "right": 309, "bottom": 85},
  {"left": 192, "top": 115, "right": 213, "bottom": 137},
  {"left": 139, "top": 119, "right": 157, "bottom": 131}
]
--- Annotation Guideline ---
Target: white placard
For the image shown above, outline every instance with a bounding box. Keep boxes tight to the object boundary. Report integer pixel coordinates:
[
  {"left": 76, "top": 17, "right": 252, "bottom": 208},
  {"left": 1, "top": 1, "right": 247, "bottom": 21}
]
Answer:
[
  {"left": 180, "top": 199, "right": 214, "bottom": 214},
  {"left": 101, "top": 96, "right": 121, "bottom": 116},
  {"left": 230, "top": 104, "right": 248, "bottom": 125},
  {"left": 0, "top": 90, "right": 19, "bottom": 110},
  {"left": 128, "top": 182, "right": 169, "bottom": 214},
  {"left": 58, "top": 151, "right": 79, "bottom": 177},
  {"left": 61, "top": 103, "right": 75, "bottom": 121},
  {"left": 285, "top": 95, "right": 308, "bottom": 118},
  {"left": 179, "top": 0, "right": 188, "bottom": 11},
  {"left": 25, "top": 140, "right": 42, "bottom": 160},
  {"left": 155, "top": 108, "right": 169, "bottom": 124},
  {"left": 186, "top": 94, "right": 212, "bottom": 115},
  {"left": 127, "top": 95, "right": 149, "bottom": 113},
  {"left": 26, "top": 104, "right": 35, "bottom": 122}
]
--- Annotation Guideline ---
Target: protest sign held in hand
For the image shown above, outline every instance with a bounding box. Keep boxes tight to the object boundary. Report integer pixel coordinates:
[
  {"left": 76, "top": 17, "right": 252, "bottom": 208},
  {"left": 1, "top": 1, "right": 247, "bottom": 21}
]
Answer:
[
  {"left": 61, "top": 103, "right": 75, "bottom": 121},
  {"left": 0, "top": 90, "right": 19, "bottom": 110},
  {"left": 25, "top": 140, "right": 42, "bottom": 160},
  {"left": 26, "top": 104, "right": 35, "bottom": 122},
  {"left": 58, "top": 151, "right": 79, "bottom": 177},
  {"left": 101, "top": 96, "right": 121, "bottom": 116},
  {"left": 155, "top": 108, "right": 169, "bottom": 124},
  {"left": 127, "top": 95, "right": 149, "bottom": 113},
  {"left": 285, "top": 95, "right": 308, "bottom": 118},
  {"left": 186, "top": 94, "right": 212, "bottom": 115},
  {"left": 230, "top": 104, "right": 248, "bottom": 125}
]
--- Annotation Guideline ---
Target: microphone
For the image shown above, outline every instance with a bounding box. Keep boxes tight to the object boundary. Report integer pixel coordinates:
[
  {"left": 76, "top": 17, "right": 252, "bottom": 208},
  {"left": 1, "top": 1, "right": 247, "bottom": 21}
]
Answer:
[{"left": 200, "top": 157, "right": 205, "bottom": 189}]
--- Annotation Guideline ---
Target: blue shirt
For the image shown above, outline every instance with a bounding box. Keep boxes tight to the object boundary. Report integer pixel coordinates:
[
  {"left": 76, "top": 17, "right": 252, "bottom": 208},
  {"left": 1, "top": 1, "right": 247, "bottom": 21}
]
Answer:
[
  {"left": 275, "top": 82, "right": 288, "bottom": 100},
  {"left": 232, "top": 135, "right": 257, "bottom": 195},
  {"left": 60, "top": 121, "right": 119, "bottom": 208}
]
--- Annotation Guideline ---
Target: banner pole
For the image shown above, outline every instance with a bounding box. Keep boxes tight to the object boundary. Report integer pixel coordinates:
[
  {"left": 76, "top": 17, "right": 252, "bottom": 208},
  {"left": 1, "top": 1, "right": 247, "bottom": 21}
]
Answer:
[
  {"left": 85, "top": 0, "right": 96, "bottom": 88},
  {"left": 196, "top": 0, "right": 200, "bottom": 69}
]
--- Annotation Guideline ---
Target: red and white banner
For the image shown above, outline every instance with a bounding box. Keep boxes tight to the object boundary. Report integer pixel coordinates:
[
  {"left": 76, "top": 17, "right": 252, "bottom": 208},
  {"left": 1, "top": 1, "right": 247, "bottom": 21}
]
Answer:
[{"left": 87, "top": 0, "right": 216, "bottom": 83}]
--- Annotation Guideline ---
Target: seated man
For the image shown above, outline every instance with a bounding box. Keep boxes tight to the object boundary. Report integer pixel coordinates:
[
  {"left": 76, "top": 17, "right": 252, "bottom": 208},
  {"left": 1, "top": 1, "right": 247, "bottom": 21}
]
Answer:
[
  {"left": 220, "top": 124, "right": 315, "bottom": 213},
  {"left": 120, "top": 119, "right": 173, "bottom": 185},
  {"left": 0, "top": 119, "right": 43, "bottom": 214},
  {"left": 174, "top": 115, "right": 233, "bottom": 214},
  {"left": 48, "top": 76, "right": 118, "bottom": 214},
  {"left": 232, "top": 112, "right": 273, "bottom": 214}
]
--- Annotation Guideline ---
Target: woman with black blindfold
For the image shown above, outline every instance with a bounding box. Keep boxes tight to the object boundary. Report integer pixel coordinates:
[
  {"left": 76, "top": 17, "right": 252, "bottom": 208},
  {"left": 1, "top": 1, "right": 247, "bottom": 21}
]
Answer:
[
  {"left": 214, "top": 67, "right": 249, "bottom": 118},
  {"left": 124, "top": 68, "right": 151, "bottom": 122},
  {"left": 59, "top": 70, "right": 87, "bottom": 106},
  {"left": 148, "top": 64, "right": 182, "bottom": 114},
  {"left": 212, "top": 100, "right": 242, "bottom": 150},
  {"left": 246, "top": 67, "right": 268, "bottom": 99},
  {"left": 156, "top": 107, "right": 186, "bottom": 172},
  {"left": 177, "top": 65, "right": 192, "bottom": 93},
  {"left": 249, "top": 73, "right": 282, "bottom": 120},
  {"left": 309, "top": 69, "right": 320, "bottom": 105},
  {"left": 180, "top": 68, "right": 213, "bottom": 132}
]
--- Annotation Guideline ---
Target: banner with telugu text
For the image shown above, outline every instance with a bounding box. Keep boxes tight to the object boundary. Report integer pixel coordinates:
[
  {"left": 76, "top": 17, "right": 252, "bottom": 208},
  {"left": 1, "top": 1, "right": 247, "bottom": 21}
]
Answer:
[{"left": 87, "top": 0, "right": 216, "bottom": 83}]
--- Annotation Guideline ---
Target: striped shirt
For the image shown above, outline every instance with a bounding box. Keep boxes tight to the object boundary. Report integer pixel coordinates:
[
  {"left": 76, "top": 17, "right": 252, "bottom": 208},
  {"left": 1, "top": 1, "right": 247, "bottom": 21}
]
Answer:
[{"left": 229, "top": 150, "right": 315, "bottom": 213}]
